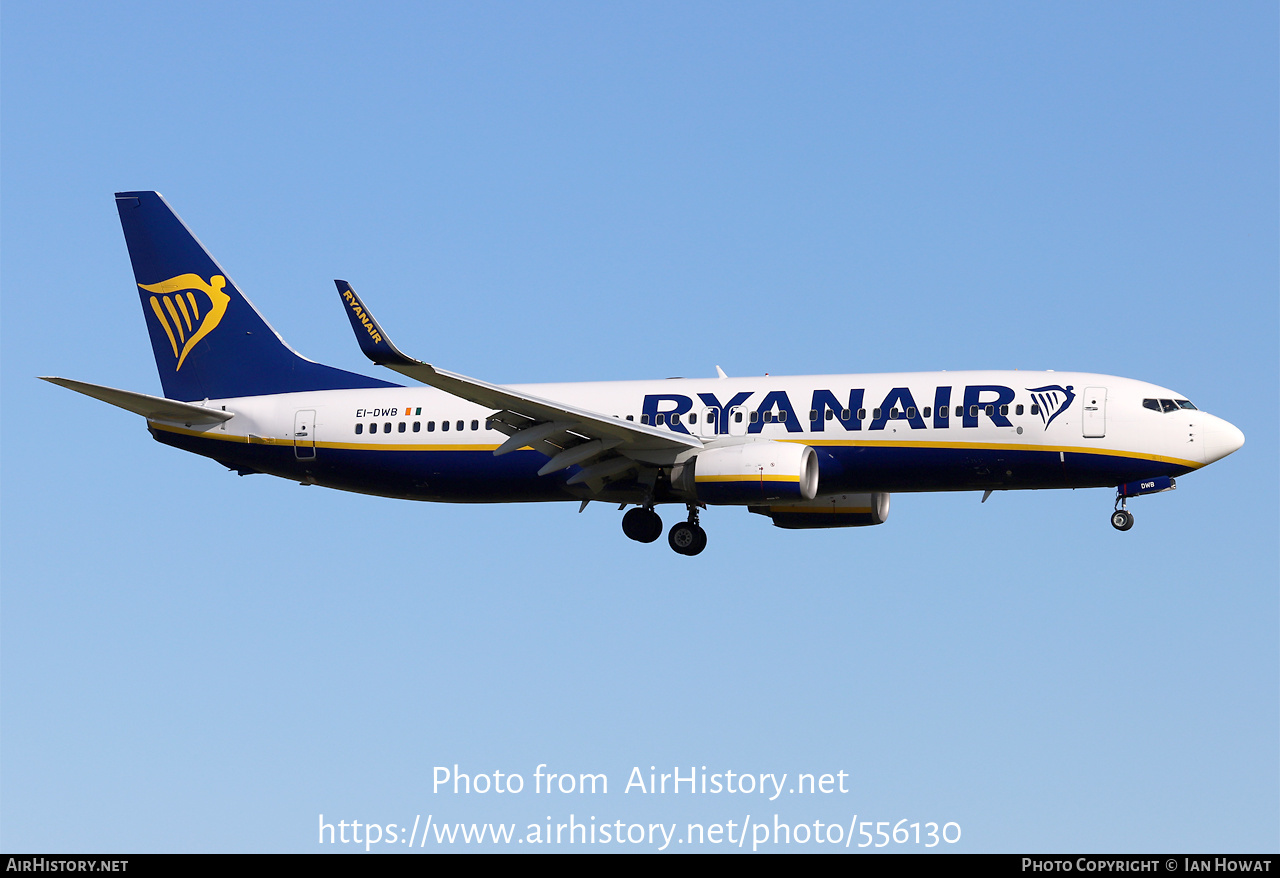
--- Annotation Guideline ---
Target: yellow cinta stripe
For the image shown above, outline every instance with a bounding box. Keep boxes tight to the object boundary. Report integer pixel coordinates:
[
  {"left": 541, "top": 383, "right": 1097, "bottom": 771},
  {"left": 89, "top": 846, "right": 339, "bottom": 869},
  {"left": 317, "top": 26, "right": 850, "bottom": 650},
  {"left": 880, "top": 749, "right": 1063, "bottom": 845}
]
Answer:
[
  {"left": 694, "top": 474, "right": 799, "bottom": 483},
  {"left": 174, "top": 293, "right": 193, "bottom": 331},
  {"left": 163, "top": 296, "right": 186, "bottom": 342},
  {"left": 149, "top": 297, "right": 179, "bottom": 357},
  {"left": 186, "top": 291, "right": 200, "bottom": 319}
]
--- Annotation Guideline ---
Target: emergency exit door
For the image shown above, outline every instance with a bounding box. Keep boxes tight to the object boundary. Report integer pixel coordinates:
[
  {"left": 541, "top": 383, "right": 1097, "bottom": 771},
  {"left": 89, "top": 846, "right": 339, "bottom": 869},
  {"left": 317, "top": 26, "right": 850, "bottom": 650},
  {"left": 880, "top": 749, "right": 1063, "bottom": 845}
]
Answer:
[{"left": 294, "top": 409, "right": 316, "bottom": 459}]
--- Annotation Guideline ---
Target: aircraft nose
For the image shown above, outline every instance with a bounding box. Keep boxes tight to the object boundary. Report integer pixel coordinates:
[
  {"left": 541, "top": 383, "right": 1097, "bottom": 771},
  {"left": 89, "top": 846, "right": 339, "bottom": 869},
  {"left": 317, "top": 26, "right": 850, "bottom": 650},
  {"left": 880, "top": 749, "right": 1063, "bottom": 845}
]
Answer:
[{"left": 1201, "top": 414, "right": 1245, "bottom": 464}]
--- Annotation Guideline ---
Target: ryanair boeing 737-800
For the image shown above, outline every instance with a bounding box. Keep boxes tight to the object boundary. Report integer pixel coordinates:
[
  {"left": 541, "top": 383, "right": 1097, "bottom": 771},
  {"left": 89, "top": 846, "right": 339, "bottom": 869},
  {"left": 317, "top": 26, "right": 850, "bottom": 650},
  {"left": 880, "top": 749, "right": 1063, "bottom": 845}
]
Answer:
[{"left": 42, "top": 191, "right": 1245, "bottom": 555}]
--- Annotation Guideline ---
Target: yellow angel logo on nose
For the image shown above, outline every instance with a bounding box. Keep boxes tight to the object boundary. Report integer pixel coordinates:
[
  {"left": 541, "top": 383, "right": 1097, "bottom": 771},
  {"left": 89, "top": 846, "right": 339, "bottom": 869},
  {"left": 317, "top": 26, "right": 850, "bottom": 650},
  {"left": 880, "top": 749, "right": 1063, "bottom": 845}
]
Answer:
[{"left": 139, "top": 274, "right": 232, "bottom": 371}]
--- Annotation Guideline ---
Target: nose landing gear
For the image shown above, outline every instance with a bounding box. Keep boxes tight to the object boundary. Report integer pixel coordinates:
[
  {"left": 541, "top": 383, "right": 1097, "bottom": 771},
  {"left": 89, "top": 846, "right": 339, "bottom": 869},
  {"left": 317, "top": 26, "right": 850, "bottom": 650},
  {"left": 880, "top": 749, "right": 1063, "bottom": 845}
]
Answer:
[{"left": 1111, "top": 494, "right": 1135, "bottom": 531}]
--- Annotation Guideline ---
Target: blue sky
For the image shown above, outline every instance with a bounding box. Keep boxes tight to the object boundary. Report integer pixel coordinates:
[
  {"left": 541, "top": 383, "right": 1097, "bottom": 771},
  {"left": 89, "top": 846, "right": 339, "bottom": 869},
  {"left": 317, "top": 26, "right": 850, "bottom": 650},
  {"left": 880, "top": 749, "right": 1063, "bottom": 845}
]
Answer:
[{"left": 2, "top": 1, "right": 1276, "bottom": 852}]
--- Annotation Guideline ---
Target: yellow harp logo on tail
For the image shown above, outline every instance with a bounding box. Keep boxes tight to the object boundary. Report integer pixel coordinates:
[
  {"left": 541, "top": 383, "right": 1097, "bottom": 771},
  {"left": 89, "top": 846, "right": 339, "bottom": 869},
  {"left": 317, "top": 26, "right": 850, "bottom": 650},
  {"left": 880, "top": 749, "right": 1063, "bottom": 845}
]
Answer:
[{"left": 139, "top": 274, "right": 231, "bottom": 371}]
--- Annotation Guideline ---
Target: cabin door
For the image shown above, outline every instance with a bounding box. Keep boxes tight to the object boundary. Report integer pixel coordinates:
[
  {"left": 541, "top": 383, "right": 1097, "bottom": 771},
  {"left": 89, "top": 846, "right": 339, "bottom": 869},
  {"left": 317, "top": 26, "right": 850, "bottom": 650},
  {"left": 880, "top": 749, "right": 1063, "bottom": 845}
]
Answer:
[{"left": 1082, "top": 388, "right": 1106, "bottom": 438}]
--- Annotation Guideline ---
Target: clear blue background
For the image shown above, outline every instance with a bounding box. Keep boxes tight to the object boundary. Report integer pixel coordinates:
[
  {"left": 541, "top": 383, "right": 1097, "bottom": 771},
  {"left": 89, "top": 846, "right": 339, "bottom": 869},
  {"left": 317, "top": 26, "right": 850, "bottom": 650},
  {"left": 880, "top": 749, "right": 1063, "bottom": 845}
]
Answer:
[{"left": 3, "top": 1, "right": 1275, "bottom": 852}]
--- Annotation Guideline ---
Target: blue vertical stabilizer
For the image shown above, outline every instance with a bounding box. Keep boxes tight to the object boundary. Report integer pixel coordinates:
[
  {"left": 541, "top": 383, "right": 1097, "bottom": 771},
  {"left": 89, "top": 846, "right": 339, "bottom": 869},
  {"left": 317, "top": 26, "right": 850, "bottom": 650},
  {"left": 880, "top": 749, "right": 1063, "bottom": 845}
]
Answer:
[{"left": 115, "top": 191, "right": 398, "bottom": 400}]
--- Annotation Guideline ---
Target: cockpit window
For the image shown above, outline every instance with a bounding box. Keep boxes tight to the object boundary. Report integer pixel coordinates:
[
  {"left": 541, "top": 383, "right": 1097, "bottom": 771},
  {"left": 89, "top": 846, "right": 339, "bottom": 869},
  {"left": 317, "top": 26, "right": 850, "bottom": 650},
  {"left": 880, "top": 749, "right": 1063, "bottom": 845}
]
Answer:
[{"left": 1145, "top": 397, "right": 1198, "bottom": 413}]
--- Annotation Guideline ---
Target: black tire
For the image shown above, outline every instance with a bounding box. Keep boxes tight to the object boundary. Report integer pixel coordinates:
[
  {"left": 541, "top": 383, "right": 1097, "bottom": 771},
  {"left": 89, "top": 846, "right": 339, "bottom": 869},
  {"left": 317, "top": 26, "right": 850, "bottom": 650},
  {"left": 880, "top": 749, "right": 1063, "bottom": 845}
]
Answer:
[
  {"left": 688, "top": 524, "right": 707, "bottom": 556},
  {"left": 641, "top": 509, "right": 663, "bottom": 543},
  {"left": 669, "top": 522, "right": 697, "bottom": 554},
  {"left": 623, "top": 507, "right": 663, "bottom": 543},
  {"left": 1110, "top": 510, "right": 1134, "bottom": 531}
]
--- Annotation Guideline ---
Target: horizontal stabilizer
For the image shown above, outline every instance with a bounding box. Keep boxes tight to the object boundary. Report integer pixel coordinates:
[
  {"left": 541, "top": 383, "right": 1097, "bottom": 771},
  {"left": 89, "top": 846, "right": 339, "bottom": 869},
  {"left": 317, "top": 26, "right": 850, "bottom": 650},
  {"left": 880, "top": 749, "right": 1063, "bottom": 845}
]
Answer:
[{"left": 40, "top": 377, "right": 234, "bottom": 425}]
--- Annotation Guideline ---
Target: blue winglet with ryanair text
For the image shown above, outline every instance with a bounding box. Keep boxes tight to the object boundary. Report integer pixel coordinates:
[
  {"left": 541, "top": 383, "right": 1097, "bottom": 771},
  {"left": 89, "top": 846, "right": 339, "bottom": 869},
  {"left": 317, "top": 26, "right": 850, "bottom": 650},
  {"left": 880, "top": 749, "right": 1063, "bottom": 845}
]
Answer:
[{"left": 334, "top": 280, "right": 424, "bottom": 370}]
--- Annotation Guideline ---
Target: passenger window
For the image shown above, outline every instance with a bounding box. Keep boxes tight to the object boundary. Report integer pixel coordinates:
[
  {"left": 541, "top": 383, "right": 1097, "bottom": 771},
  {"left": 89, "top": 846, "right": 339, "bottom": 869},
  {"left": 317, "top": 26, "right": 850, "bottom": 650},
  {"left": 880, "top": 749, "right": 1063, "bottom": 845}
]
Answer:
[
  {"left": 641, "top": 414, "right": 650, "bottom": 425},
  {"left": 456, "top": 420, "right": 464, "bottom": 431},
  {"left": 825, "top": 410, "right": 834, "bottom": 421},
  {"left": 398, "top": 422, "right": 406, "bottom": 433},
  {"left": 689, "top": 413, "right": 697, "bottom": 424},
  {"left": 670, "top": 413, "right": 680, "bottom": 425},
  {"left": 1030, "top": 405, "right": 1039, "bottom": 415},
  {"left": 626, "top": 415, "right": 634, "bottom": 421},
  {"left": 471, "top": 420, "right": 479, "bottom": 431},
  {"left": 938, "top": 407, "right": 948, "bottom": 419},
  {"left": 355, "top": 423, "right": 363, "bottom": 435},
  {"left": 955, "top": 406, "right": 963, "bottom": 417},
  {"left": 734, "top": 412, "right": 743, "bottom": 423},
  {"left": 999, "top": 405, "right": 1008, "bottom": 416},
  {"left": 1016, "top": 405, "right": 1024, "bottom": 415},
  {"left": 750, "top": 411, "right": 759, "bottom": 423},
  {"left": 369, "top": 423, "right": 377, "bottom": 434},
  {"left": 810, "top": 409, "right": 818, "bottom": 422},
  {"left": 889, "top": 408, "right": 898, "bottom": 420},
  {"left": 923, "top": 406, "right": 931, "bottom": 418},
  {"left": 428, "top": 421, "right": 435, "bottom": 432},
  {"left": 907, "top": 407, "right": 917, "bottom": 419},
  {"left": 763, "top": 411, "right": 773, "bottom": 423},
  {"left": 656, "top": 414, "right": 665, "bottom": 425},
  {"left": 779, "top": 410, "right": 787, "bottom": 422},
  {"left": 857, "top": 409, "right": 866, "bottom": 420},
  {"left": 413, "top": 422, "right": 421, "bottom": 432},
  {"left": 970, "top": 406, "right": 978, "bottom": 418},
  {"left": 873, "top": 408, "right": 882, "bottom": 419},
  {"left": 442, "top": 420, "right": 449, "bottom": 431},
  {"left": 384, "top": 422, "right": 392, "bottom": 433}
]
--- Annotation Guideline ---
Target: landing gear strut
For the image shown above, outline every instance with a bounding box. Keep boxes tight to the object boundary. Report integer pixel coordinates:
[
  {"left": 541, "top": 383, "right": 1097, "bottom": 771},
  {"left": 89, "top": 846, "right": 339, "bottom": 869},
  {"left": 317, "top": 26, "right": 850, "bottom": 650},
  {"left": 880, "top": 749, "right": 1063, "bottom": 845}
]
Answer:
[
  {"left": 668, "top": 505, "right": 708, "bottom": 556},
  {"left": 1111, "top": 494, "right": 1134, "bottom": 531}
]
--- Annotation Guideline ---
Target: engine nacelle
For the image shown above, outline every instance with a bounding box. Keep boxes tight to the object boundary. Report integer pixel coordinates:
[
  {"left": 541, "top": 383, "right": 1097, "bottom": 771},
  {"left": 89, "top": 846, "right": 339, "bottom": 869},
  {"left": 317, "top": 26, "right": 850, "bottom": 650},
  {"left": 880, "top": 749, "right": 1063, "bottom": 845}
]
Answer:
[
  {"left": 749, "top": 492, "right": 891, "bottom": 529},
  {"left": 686, "top": 441, "right": 819, "bottom": 505}
]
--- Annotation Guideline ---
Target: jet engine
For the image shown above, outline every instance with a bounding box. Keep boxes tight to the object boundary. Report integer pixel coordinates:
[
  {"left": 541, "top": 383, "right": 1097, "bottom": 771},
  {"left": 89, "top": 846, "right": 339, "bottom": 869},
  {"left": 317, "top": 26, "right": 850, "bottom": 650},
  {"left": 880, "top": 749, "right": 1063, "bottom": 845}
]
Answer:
[{"left": 678, "top": 441, "right": 819, "bottom": 505}]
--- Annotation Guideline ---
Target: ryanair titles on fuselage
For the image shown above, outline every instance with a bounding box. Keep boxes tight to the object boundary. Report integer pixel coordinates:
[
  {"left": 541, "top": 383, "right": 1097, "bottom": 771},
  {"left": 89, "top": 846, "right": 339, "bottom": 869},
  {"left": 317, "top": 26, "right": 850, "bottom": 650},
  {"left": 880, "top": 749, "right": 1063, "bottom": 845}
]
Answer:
[{"left": 639, "top": 382, "right": 1074, "bottom": 434}]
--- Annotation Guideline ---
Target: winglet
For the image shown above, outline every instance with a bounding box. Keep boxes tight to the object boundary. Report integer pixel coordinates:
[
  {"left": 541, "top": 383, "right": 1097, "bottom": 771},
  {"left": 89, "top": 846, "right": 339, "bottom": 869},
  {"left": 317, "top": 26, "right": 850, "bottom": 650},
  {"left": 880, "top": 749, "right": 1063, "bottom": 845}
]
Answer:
[{"left": 334, "top": 280, "right": 428, "bottom": 371}]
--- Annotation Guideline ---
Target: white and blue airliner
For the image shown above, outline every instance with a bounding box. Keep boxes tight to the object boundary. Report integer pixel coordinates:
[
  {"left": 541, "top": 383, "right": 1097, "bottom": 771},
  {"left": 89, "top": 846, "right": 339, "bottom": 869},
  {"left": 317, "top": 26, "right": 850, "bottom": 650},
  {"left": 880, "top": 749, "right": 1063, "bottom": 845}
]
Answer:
[{"left": 43, "top": 192, "right": 1245, "bottom": 555}]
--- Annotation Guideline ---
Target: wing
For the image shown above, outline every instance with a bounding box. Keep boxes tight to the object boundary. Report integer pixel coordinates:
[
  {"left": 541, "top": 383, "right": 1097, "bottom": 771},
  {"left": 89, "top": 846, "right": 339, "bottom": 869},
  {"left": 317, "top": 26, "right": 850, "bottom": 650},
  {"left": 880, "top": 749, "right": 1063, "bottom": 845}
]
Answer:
[{"left": 334, "top": 281, "right": 701, "bottom": 491}]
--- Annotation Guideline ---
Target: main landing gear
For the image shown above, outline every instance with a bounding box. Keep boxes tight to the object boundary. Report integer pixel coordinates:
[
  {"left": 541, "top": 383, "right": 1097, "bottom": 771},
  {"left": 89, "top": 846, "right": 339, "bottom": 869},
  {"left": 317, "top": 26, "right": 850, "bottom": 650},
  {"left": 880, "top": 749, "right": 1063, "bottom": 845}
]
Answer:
[
  {"left": 668, "top": 507, "right": 708, "bottom": 556},
  {"left": 621, "top": 504, "right": 707, "bottom": 555},
  {"left": 1111, "top": 494, "right": 1135, "bottom": 531}
]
